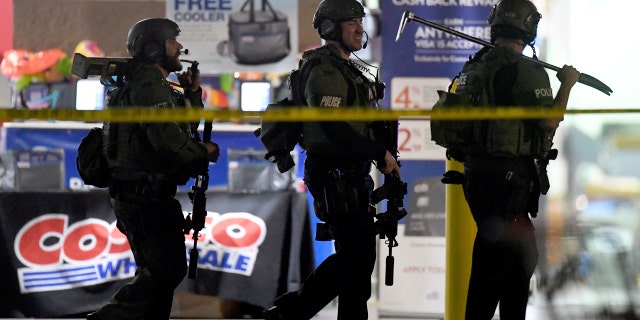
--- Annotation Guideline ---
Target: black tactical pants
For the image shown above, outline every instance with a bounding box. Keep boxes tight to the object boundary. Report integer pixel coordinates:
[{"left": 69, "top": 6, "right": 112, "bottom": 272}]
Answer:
[
  {"left": 272, "top": 159, "right": 376, "bottom": 320},
  {"left": 94, "top": 181, "right": 187, "bottom": 320},
  {"left": 462, "top": 157, "right": 539, "bottom": 320}
]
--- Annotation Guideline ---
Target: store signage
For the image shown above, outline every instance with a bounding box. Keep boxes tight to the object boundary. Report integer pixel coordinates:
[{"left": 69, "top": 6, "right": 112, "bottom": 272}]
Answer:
[{"left": 14, "top": 211, "right": 267, "bottom": 293}]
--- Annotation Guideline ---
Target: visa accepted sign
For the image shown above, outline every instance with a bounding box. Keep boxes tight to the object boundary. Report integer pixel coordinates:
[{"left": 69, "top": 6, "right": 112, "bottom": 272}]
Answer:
[{"left": 14, "top": 211, "right": 267, "bottom": 293}]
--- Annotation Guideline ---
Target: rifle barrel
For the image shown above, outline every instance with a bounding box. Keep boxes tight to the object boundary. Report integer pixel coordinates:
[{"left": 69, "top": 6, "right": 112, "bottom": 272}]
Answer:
[
  {"left": 188, "top": 240, "right": 199, "bottom": 279},
  {"left": 385, "top": 255, "right": 395, "bottom": 286}
]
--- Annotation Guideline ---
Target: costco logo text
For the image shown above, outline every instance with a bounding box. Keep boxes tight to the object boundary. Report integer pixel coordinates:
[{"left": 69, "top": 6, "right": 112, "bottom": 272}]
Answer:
[{"left": 14, "top": 212, "right": 267, "bottom": 293}]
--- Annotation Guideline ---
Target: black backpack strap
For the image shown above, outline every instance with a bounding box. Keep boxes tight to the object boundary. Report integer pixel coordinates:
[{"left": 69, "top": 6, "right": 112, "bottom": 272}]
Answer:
[
  {"left": 104, "top": 81, "right": 133, "bottom": 159},
  {"left": 291, "top": 57, "right": 322, "bottom": 106}
]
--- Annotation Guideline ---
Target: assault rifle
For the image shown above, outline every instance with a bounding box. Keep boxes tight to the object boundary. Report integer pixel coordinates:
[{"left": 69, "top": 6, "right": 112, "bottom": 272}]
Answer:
[
  {"left": 371, "top": 120, "right": 408, "bottom": 286},
  {"left": 183, "top": 121, "right": 210, "bottom": 279},
  {"left": 179, "top": 60, "right": 213, "bottom": 279}
]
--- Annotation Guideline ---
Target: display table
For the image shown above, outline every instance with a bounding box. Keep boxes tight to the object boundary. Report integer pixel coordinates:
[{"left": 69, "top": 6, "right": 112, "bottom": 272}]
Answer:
[
  {"left": 0, "top": 121, "right": 305, "bottom": 190},
  {"left": 0, "top": 189, "right": 313, "bottom": 317}
]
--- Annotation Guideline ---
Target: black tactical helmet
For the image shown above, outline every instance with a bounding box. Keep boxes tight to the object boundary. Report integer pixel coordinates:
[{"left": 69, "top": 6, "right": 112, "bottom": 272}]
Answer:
[
  {"left": 126, "top": 18, "right": 181, "bottom": 63},
  {"left": 312, "top": 0, "right": 365, "bottom": 41},
  {"left": 488, "top": 0, "right": 541, "bottom": 44}
]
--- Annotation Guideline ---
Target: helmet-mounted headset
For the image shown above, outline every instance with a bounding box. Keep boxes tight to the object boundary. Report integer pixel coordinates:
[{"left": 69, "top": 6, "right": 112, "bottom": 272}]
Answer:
[
  {"left": 127, "top": 18, "right": 180, "bottom": 63},
  {"left": 312, "top": 0, "right": 365, "bottom": 42}
]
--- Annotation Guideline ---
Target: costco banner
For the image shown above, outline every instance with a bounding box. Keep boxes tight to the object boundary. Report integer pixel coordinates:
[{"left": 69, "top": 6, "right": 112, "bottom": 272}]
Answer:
[{"left": 0, "top": 190, "right": 311, "bottom": 317}]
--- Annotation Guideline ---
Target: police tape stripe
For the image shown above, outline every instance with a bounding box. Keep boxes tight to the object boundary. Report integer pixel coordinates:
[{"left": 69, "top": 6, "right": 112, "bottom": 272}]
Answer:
[{"left": 0, "top": 107, "right": 637, "bottom": 122}]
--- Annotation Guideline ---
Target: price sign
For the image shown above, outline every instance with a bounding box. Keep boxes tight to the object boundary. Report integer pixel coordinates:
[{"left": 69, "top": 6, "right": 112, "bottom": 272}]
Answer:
[
  {"left": 390, "top": 77, "right": 452, "bottom": 110},
  {"left": 397, "top": 119, "right": 446, "bottom": 161}
]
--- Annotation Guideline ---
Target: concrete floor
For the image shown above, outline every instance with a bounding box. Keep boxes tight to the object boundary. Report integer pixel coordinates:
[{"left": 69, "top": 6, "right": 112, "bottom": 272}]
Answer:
[{"left": 5, "top": 281, "right": 640, "bottom": 320}]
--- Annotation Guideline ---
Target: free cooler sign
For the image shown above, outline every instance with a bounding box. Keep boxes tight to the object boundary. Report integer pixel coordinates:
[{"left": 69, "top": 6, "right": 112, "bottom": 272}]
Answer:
[
  {"left": 381, "top": 0, "right": 495, "bottom": 109},
  {"left": 166, "top": 0, "right": 299, "bottom": 73}
]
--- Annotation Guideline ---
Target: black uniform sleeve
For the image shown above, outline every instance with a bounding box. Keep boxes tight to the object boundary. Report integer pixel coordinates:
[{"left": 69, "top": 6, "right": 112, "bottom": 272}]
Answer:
[
  {"left": 184, "top": 87, "right": 205, "bottom": 108},
  {"left": 129, "top": 78, "right": 208, "bottom": 171}
]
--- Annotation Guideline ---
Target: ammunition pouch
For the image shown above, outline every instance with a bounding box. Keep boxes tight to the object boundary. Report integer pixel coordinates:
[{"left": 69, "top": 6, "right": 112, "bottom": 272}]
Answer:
[
  {"left": 431, "top": 90, "right": 473, "bottom": 148},
  {"left": 441, "top": 170, "right": 464, "bottom": 185},
  {"left": 323, "top": 169, "right": 367, "bottom": 218},
  {"left": 315, "top": 222, "right": 333, "bottom": 241},
  {"left": 112, "top": 180, "right": 177, "bottom": 205},
  {"left": 311, "top": 166, "right": 374, "bottom": 240},
  {"left": 534, "top": 148, "right": 557, "bottom": 195},
  {"left": 430, "top": 90, "right": 484, "bottom": 162},
  {"left": 503, "top": 162, "right": 541, "bottom": 218},
  {"left": 432, "top": 89, "right": 540, "bottom": 161}
]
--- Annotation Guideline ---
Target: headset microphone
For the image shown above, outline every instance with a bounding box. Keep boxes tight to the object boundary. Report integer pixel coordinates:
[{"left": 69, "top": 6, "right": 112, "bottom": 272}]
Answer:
[{"left": 363, "top": 31, "right": 369, "bottom": 49}]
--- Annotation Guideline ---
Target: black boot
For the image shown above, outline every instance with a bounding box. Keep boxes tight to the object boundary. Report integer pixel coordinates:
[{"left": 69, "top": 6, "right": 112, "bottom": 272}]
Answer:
[
  {"left": 86, "top": 312, "right": 101, "bottom": 320},
  {"left": 263, "top": 306, "right": 286, "bottom": 320}
]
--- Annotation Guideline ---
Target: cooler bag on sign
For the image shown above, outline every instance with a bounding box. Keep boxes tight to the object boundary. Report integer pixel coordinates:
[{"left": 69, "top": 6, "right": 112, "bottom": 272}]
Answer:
[{"left": 228, "top": 0, "right": 291, "bottom": 65}]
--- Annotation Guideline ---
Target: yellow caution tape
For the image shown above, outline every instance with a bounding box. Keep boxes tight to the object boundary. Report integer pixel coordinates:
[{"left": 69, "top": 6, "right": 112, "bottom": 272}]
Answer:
[{"left": 0, "top": 107, "right": 638, "bottom": 122}]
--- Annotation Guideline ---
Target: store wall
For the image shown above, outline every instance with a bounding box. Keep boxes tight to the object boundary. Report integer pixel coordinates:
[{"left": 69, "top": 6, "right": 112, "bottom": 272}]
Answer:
[
  {"left": 13, "top": 0, "right": 319, "bottom": 58},
  {"left": 0, "top": 0, "right": 12, "bottom": 55},
  {"left": 546, "top": 0, "right": 633, "bottom": 137},
  {"left": 0, "top": 0, "right": 14, "bottom": 107}
]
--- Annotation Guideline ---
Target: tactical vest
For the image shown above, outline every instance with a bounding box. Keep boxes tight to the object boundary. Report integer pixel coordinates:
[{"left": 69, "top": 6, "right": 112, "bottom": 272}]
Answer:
[
  {"left": 432, "top": 46, "right": 554, "bottom": 159},
  {"left": 299, "top": 46, "right": 380, "bottom": 156},
  {"left": 103, "top": 63, "right": 198, "bottom": 183}
]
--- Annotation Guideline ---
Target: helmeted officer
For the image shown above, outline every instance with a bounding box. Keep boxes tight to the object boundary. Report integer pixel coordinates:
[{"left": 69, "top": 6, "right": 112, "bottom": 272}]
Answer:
[
  {"left": 87, "top": 18, "right": 219, "bottom": 320},
  {"left": 263, "top": 1, "right": 400, "bottom": 319},
  {"left": 445, "top": 0, "right": 580, "bottom": 319}
]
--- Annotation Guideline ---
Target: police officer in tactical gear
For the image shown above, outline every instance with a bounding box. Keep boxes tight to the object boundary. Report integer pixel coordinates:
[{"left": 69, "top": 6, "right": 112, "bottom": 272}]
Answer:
[
  {"left": 87, "top": 18, "right": 220, "bottom": 320},
  {"left": 263, "top": 1, "right": 400, "bottom": 319},
  {"left": 448, "top": 0, "right": 580, "bottom": 319}
]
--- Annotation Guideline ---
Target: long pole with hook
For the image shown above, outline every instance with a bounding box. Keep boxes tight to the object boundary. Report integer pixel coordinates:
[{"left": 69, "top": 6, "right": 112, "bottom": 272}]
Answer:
[{"left": 396, "top": 10, "right": 613, "bottom": 96}]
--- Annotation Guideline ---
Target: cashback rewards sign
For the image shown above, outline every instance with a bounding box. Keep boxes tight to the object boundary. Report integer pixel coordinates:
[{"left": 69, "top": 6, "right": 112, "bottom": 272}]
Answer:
[
  {"left": 377, "top": 1, "right": 495, "bottom": 317},
  {"left": 381, "top": 0, "right": 495, "bottom": 110}
]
